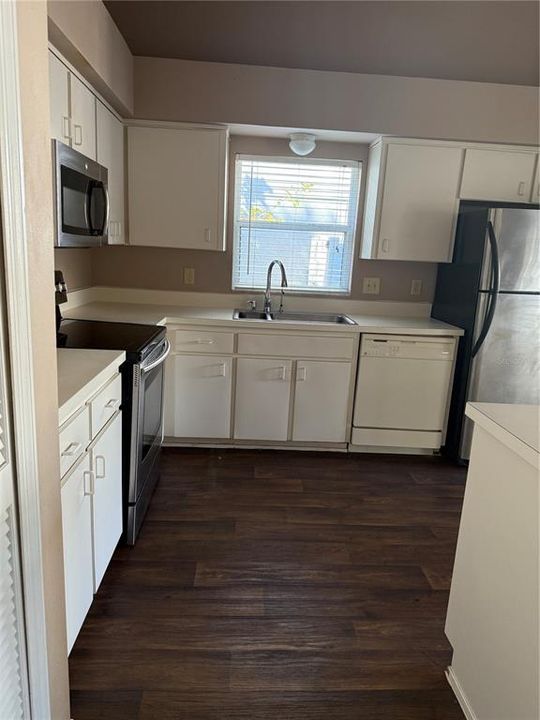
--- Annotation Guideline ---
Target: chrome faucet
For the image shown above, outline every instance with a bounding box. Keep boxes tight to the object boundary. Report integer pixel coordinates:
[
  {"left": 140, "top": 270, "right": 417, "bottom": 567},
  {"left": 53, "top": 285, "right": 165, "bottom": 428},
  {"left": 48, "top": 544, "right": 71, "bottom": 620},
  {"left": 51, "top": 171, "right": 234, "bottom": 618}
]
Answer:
[{"left": 263, "top": 260, "right": 288, "bottom": 316}]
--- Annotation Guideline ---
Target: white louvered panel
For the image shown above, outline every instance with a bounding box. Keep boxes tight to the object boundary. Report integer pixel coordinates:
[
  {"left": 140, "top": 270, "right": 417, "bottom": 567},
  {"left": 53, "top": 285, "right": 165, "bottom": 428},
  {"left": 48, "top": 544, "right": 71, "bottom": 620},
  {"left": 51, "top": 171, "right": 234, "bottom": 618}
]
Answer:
[{"left": 0, "top": 506, "right": 25, "bottom": 720}]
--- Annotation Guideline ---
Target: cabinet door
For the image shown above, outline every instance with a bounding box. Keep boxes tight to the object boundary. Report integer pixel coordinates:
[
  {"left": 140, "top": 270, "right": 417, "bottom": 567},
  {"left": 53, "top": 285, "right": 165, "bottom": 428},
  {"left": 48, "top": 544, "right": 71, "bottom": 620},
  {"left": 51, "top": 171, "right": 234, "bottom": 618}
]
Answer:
[
  {"left": 91, "top": 413, "right": 123, "bottom": 591},
  {"left": 70, "top": 73, "right": 96, "bottom": 160},
  {"left": 292, "top": 361, "right": 351, "bottom": 443},
  {"left": 61, "top": 454, "right": 94, "bottom": 653},
  {"left": 234, "top": 358, "right": 292, "bottom": 441},
  {"left": 460, "top": 149, "right": 536, "bottom": 203},
  {"left": 171, "top": 354, "right": 232, "bottom": 438},
  {"left": 128, "top": 125, "right": 228, "bottom": 250},
  {"left": 97, "top": 102, "right": 125, "bottom": 244},
  {"left": 377, "top": 143, "right": 463, "bottom": 262},
  {"left": 49, "top": 52, "right": 71, "bottom": 145}
]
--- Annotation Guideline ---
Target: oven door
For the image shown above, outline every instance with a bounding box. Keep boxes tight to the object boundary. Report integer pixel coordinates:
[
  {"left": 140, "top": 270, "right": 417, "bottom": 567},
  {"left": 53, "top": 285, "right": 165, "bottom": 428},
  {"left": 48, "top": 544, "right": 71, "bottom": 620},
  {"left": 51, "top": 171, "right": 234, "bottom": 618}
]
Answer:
[
  {"left": 128, "top": 338, "right": 171, "bottom": 508},
  {"left": 54, "top": 140, "right": 109, "bottom": 247}
]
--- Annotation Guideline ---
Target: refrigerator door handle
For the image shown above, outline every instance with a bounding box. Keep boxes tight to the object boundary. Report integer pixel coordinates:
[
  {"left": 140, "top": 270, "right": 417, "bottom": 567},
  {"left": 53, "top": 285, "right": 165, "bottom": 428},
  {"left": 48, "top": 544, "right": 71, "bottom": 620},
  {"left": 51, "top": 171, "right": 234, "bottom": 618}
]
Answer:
[{"left": 472, "top": 221, "right": 500, "bottom": 358}]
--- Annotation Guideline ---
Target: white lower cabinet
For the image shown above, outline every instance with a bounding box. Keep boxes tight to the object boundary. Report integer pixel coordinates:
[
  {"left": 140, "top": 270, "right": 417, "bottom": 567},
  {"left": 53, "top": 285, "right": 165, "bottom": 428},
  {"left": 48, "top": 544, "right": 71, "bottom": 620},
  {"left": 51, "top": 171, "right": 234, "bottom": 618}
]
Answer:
[
  {"left": 292, "top": 361, "right": 351, "bottom": 442},
  {"left": 60, "top": 369, "right": 124, "bottom": 654},
  {"left": 91, "top": 413, "right": 123, "bottom": 591},
  {"left": 234, "top": 358, "right": 292, "bottom": 441},
  {"left": 61, "top": 454, "right": 94, "bottom": 654},
  {"left": 170, "top": 354, "right": 232, "bottom": 438}
]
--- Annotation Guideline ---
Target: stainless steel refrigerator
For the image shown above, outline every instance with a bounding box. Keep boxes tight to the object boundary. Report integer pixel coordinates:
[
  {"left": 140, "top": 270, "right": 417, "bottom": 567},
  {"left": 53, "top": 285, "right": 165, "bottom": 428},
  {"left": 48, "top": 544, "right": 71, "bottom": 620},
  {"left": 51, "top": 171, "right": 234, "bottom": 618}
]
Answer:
[{"left": 432, "top": 201, "right": 540, "bottom": 461}]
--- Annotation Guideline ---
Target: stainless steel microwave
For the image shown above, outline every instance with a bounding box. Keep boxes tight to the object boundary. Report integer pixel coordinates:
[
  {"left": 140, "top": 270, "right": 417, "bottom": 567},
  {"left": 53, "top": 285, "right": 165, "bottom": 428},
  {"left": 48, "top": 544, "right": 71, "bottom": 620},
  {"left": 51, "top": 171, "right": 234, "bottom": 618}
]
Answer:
[{"left": 53, "top": 140, "right": 109, "bottom": 247}]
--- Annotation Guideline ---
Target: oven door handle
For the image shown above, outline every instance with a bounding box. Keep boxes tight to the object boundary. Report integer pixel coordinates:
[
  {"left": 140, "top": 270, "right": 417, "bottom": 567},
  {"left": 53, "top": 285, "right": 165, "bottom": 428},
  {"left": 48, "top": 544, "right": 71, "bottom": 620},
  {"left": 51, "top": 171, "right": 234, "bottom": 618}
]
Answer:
[{"left": 140, "top": 339, "right": 171, "bottom": 373}]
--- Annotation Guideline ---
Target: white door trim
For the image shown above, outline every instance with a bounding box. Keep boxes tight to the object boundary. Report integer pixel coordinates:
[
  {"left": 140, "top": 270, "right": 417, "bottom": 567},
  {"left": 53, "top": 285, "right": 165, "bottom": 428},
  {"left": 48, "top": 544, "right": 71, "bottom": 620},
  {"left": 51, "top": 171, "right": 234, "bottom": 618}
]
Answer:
[{"left": 0, "top": 2, "right": 52, "bottom": 717}]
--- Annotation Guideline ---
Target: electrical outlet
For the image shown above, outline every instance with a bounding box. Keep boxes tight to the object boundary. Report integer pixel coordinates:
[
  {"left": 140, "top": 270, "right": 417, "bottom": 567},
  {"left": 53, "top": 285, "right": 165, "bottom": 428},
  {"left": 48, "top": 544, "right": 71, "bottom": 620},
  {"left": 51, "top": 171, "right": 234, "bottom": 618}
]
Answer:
[
  {"left": 363, "top": 277, "right": 380, "bottom": 295},
  {"left": 410, "top": 279, "right": 423, "bottom": 296},
  {"left": 183, "top": 267, "right": 195, "bottom": 285}
]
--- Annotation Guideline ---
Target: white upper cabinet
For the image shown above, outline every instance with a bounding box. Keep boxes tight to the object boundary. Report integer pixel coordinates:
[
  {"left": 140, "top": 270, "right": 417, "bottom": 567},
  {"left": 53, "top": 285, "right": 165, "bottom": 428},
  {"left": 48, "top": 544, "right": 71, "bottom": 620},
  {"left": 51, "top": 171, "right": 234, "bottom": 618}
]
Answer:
[
  {"left": 48, "top": 50, "right": 97, "bottom": 160},
  {"left": 70, "top": 73, "right": 97, "bottom": 160},
  {"left": 127, "top": 124, "right": 228, "bottom": 250},
  {"left": 361, "top": 140, "right": 463, "bottom": 263},
  {"left": 49, "top": 52, "right": 70, "bottom": 145},
  {"left": 97, "top": 102, "right": 125, "bottom": 244},
  {"left": 460, "top": 148, "right": 537, "bottom": 203}
]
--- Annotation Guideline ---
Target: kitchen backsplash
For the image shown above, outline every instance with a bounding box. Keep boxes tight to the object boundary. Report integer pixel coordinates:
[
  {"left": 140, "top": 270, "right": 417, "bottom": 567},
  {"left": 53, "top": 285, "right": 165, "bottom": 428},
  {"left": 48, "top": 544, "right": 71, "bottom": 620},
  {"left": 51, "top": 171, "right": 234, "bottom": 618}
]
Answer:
[{"left": 56, "top": 245, "right": 437, "bottom": 302}]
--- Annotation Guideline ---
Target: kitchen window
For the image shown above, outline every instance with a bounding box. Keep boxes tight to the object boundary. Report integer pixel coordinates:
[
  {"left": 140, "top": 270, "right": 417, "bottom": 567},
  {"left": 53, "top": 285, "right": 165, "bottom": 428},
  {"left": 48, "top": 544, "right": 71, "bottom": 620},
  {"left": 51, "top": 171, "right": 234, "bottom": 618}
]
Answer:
[{"left": 232, "top": 155, "right": 361, "bottom": 294}]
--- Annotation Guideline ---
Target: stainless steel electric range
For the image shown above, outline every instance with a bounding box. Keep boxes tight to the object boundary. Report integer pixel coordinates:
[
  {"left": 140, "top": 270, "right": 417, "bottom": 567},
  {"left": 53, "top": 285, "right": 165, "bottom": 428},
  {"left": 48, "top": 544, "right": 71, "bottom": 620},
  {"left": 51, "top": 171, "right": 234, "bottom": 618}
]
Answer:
[{"left": 55, "top": 272, "right": 170, "bottom": 544}]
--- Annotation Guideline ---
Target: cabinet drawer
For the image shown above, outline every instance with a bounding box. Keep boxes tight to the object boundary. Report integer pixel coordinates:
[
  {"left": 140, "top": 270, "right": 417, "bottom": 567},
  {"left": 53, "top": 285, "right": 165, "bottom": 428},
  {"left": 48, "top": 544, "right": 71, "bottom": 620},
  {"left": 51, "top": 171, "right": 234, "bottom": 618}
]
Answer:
[
  {"left": 173, "top": 329, "right": 234, "bottom": 354},
  {"left": 59, "top": 406, "right": 90, "bottom": 478},
  {"left": 237, "top": 333, "right": 355, "bottom": 360},
  {"left": 90, "top": 374, "right": 122, "bottom": 438}
]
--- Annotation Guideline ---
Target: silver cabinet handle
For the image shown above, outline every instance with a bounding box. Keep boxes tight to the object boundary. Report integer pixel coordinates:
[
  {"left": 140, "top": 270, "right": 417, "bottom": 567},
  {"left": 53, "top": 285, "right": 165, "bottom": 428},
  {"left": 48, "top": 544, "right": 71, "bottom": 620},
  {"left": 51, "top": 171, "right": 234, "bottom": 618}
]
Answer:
[
  {"left": 277, "top": 365, "right": 287, "bottom": 381},
  {"left": 83, "top": 470, "right": 95, "bottom": 496},
  {"left": 62, "top": 441, "right": 81, "bottom": 457},
  {"left": 95, "top": 455, "right": 106, "bottom": 479},
  {"left": 381, "top": 238, "right": 390, "bottom": 253},
  {"left": 62, "top": 116, "right": 72, "bottom": 140},
  {"left": 105, "top": 398, "right": 120, "bottom": 409},
  {"left": 204, "top": 227, "right": 211, "bottom": 244},
  {"left": 517, "top": 181, "right": 526, "bottom": 196},
  {"left": 297, "top": 366, "right": 307, "bottom": 382},
  {"left": 218, "top": 362, "right": 227, "bottom": 378},
  {"left": 73, "top": 124, "right": 83, "bottom": 146}
]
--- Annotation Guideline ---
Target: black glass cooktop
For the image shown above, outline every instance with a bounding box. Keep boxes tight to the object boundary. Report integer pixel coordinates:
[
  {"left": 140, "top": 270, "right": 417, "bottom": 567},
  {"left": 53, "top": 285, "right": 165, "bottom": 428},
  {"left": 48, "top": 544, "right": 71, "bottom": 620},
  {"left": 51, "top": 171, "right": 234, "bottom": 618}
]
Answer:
[{"left": 57, "top": 318, "right": 165, "bottom": 361}]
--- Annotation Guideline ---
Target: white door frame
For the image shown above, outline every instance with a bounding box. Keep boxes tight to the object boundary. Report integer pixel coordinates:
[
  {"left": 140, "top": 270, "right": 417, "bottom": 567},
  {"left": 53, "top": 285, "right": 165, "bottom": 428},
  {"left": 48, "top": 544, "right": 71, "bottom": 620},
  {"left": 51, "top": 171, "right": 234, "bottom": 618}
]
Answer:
[{"left": 0, "top": 2, "right": 53, "bottom": 717}]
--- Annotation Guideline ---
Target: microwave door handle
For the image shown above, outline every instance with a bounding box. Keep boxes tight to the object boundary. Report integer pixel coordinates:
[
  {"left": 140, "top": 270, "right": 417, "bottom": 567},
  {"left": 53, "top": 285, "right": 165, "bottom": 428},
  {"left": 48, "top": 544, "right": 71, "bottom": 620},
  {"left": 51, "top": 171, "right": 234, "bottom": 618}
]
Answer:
[
  {"left": 99, "top": 184, "right": 110, "bottom": 236},
  {"left": 86, "top": 180, "right": 95, "bottom": 234}
]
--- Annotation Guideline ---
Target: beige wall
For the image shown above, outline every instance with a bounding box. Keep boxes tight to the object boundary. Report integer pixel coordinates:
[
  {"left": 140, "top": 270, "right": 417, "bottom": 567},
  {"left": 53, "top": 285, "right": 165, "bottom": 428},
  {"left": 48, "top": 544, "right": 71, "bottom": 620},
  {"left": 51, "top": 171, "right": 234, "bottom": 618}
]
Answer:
[
  {"left": 54, "top": 248, "right": 93, "bottom": 290},
  {"left": 48, "top": 0, "right": 134, "bottom": 116},
  {"left": 135, "top": 56, "right": 539, "bottom": 145},
  {"left": 16, "top": 2, "right": 70, "bottom": 717},
  {"left": 89, "top": 135, "right": 437, "bottom": 303}
]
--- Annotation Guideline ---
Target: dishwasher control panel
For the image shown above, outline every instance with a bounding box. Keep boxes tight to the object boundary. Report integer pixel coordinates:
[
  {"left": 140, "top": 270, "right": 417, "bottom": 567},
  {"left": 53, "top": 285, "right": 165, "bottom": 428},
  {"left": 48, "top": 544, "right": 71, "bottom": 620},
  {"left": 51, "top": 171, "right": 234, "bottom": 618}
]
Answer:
[{"left": 361, "top": 334, "right": 454, "bottom": 361}]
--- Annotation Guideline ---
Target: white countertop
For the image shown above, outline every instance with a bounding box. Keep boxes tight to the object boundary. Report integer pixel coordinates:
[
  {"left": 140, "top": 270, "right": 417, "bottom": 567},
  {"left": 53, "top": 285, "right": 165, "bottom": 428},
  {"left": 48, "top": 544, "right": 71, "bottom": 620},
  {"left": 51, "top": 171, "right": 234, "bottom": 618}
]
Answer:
[
  {"left": 466, "top": 402, "right": 539, "bottom": 468},
  {"left": 57, "top": 348, "right": 125, "bottom": 425},
  {"left": 64, "top": 301, "right": 464, "bottom": 337}
]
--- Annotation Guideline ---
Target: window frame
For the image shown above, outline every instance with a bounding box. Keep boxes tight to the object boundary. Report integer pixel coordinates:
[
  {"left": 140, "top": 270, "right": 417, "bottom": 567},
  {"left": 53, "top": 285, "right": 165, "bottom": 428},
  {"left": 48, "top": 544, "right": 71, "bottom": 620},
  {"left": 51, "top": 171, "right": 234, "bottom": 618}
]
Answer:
[{"left": 231, "top": 154, "right": 362, "bottom": 296}]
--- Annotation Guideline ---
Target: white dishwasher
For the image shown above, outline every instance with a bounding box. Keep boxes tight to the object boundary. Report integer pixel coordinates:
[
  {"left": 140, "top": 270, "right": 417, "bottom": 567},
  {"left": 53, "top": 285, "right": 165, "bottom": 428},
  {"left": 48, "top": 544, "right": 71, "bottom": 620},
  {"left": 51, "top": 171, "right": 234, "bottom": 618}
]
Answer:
[{"left": 352, "top": 334, "right": 456, "bottom": 449}]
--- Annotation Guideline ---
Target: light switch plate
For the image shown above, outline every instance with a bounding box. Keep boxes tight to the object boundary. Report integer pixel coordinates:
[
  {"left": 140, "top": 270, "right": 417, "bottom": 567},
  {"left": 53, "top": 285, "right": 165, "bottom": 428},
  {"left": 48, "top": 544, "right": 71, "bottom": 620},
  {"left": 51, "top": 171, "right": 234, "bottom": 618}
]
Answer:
[
  {"left": 363, "top": 277, "right": 380, "bottom": 295},
  {"left": 410, "top": 279, "right": 423, "bottom": 296},
  {"left": 183, "top": 267, "right": 195, "bottom": 285}
]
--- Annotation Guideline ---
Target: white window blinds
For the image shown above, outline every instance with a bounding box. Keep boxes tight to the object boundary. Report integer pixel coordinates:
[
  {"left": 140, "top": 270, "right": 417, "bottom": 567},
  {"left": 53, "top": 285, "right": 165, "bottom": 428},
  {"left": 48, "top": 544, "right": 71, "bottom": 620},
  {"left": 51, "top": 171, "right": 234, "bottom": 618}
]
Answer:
[{"left": 232, "top": 155, "right": 361, "bottom": 294}]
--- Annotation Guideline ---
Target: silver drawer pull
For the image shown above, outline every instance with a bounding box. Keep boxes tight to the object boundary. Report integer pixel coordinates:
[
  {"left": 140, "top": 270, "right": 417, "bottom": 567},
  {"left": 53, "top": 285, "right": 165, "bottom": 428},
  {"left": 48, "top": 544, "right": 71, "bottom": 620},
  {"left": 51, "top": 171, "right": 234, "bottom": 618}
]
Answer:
[
  {"left": 105, "top": 398, "right": 120, "bottom": 409},
  {"left": 62, "top": 441, "right": 82, "bottom": 457}
]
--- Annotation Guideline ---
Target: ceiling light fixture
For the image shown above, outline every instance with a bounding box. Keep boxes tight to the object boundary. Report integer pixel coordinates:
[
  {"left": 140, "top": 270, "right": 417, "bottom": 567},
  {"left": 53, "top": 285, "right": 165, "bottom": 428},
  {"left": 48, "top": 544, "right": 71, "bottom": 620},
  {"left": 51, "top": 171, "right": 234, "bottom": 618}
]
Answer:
[{"left": 289, "top": 133, "right": 316, "bottom": 156}]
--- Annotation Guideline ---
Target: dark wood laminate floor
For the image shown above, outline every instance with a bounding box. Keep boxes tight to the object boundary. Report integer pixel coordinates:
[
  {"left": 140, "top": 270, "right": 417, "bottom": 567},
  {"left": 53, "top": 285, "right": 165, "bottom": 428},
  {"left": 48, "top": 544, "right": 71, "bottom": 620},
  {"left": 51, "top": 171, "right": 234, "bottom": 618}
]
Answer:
[{"left": 69, "top": 448, "right": 466, "bottom": 719}]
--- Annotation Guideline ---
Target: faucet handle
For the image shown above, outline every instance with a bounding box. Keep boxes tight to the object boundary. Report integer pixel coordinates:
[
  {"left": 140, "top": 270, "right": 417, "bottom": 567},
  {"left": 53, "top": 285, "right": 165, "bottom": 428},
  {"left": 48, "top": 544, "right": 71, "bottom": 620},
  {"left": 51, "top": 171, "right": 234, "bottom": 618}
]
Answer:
[{"left": 246, "top": 298, "right": 257, "bottom": 310}]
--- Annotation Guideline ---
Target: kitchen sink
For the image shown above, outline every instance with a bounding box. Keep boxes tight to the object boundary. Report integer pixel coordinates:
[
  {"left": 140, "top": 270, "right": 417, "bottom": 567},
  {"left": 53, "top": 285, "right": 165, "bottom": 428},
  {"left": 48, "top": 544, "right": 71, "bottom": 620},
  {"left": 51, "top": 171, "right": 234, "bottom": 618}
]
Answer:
[{"left": 233, "top": 309, "right": 356, "bottom": 325}]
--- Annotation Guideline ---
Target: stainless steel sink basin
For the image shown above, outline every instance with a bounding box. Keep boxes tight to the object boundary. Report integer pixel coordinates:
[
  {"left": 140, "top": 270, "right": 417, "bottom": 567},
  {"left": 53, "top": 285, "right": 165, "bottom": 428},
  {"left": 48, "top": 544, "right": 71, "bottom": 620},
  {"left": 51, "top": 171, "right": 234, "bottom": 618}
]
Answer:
[{"left": 233, "top": 309, "right": 356, "bottom": 325}]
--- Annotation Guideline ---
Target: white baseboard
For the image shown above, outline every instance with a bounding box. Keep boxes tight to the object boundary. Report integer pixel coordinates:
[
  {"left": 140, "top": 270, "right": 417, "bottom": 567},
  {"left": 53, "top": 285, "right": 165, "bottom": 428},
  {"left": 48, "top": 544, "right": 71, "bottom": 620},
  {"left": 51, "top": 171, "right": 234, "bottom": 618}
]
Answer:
[
  {"left": 446, "top": 666, "right": 478, "bottom": 720},
  {"left": 65, "top": 285, "right": 432, "bottom": 318}
]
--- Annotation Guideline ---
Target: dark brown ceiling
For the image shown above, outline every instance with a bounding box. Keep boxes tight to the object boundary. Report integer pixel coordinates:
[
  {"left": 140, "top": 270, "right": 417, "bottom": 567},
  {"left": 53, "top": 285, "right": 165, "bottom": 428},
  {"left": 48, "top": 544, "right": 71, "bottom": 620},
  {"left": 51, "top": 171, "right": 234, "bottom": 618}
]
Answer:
[{"left": 105, "top": 1, "right": 539, "bottom": 86}]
